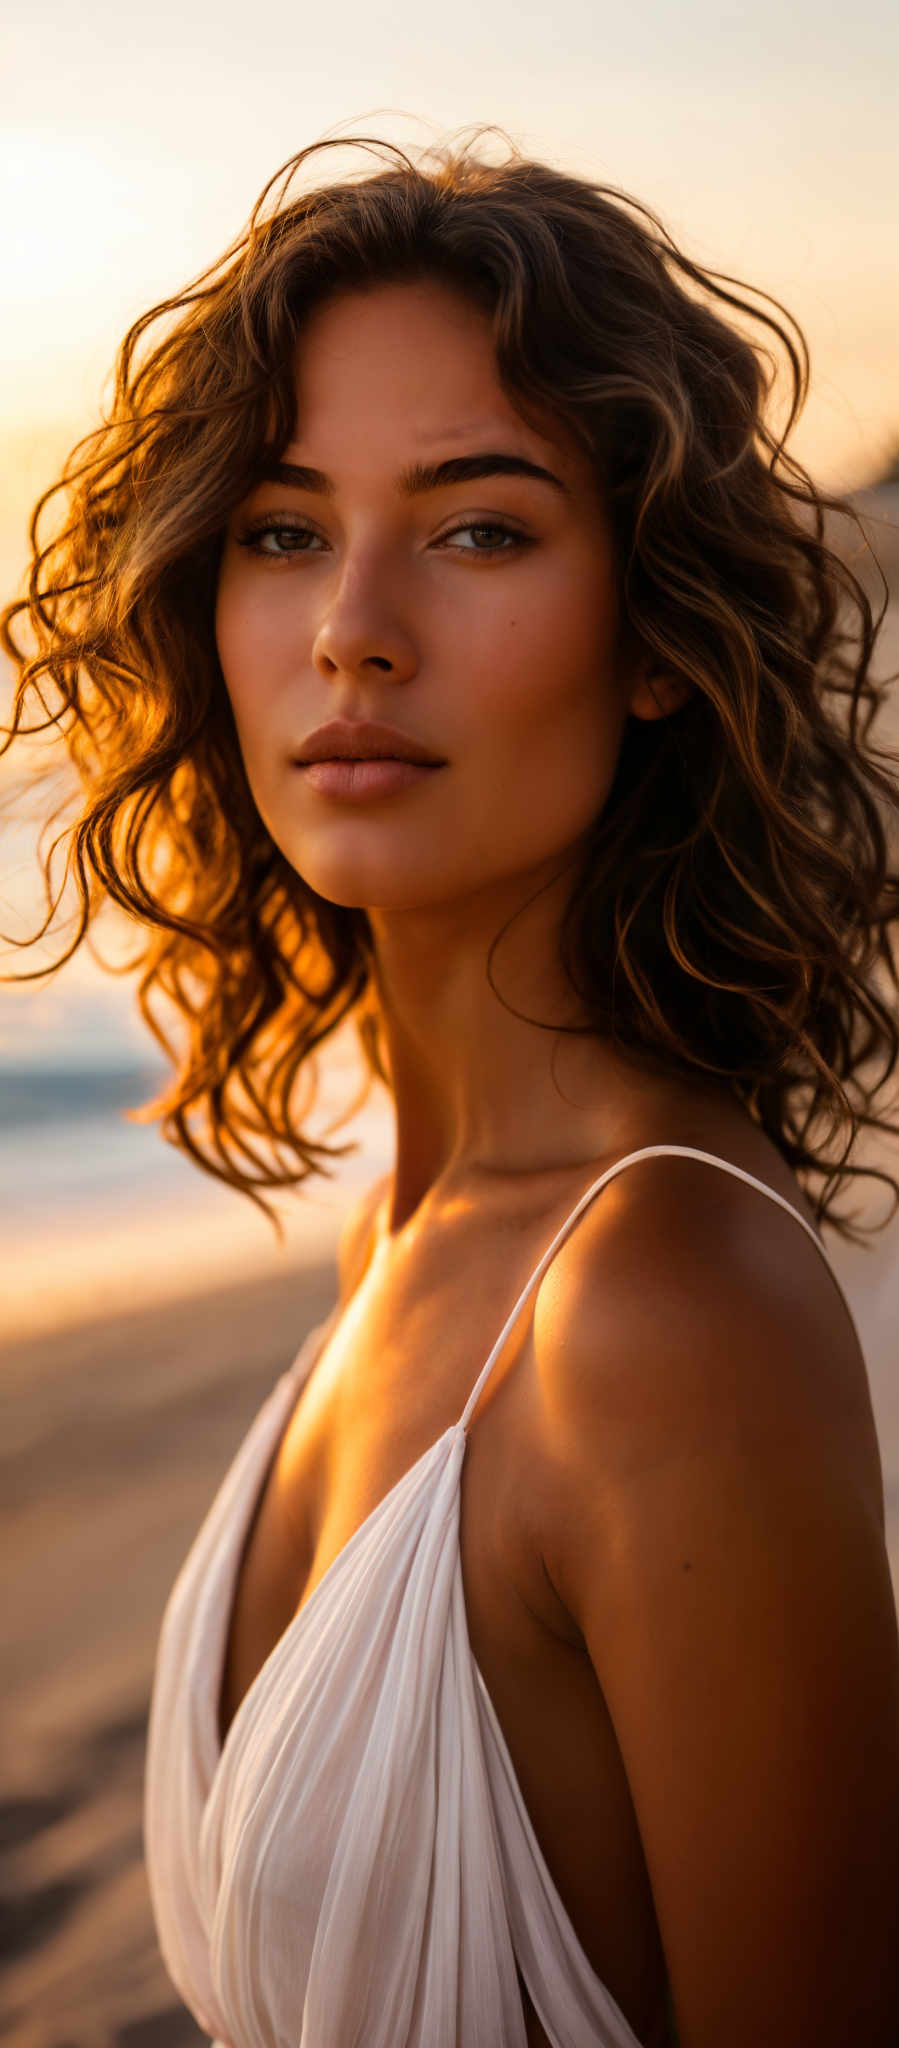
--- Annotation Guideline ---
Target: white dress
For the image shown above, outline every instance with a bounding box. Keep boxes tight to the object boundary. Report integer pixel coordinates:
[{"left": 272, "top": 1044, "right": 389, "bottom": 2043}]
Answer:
[{"left": 143, "top": 1145, "right": 857, "bottom": 2047}]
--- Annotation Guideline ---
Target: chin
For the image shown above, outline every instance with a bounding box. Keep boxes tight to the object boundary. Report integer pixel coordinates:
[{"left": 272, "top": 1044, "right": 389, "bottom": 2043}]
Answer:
[{"left": 285, "top": 853, "right": 444, "bottom": 912}]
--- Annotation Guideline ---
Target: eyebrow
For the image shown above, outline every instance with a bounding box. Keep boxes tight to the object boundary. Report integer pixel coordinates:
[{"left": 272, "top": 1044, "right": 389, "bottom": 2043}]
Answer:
[{"left": 256, "top": 451, "right": 570, "bottom": 498}]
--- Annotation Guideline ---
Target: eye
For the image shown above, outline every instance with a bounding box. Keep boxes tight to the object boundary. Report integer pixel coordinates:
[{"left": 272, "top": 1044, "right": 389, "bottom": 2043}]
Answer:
[
  {"left": 436, "top": 520, "right": 528, "bottom": 557},
  {"left": 235, "top": 519, "right": 322, "bottom": 557}
]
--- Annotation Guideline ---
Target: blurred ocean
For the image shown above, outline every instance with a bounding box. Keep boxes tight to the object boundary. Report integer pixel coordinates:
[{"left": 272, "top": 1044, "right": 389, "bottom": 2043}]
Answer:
[
  {"left": 0, "top": 1016, "right": 395, "bottom": 1340},
  {"left": 0, "top": 728, "right": 395, "bottom": 1337},
  {"left": 0, "top": 1051, "right": 388, "bottom": 1209}
]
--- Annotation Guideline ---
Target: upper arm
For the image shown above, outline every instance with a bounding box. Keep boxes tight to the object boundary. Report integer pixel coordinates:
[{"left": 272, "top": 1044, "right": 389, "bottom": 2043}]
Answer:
[{"left": 538, "top": 1170, "right": 899, "bottom": 2048}]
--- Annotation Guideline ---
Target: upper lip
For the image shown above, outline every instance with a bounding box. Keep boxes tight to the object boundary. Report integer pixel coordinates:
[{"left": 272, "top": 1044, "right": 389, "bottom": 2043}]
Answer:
[{"left": 294, "top": 719, "right": 446, "bottom": 765}]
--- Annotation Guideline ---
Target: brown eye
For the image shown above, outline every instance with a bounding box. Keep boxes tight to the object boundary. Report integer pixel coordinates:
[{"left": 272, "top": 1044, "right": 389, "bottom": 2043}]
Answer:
[
  {"left": 236, "top": 521, "right": 322, "bottom": 557},
  {"left": 437, "top": 520, "right": 527, "bottom": 555}
]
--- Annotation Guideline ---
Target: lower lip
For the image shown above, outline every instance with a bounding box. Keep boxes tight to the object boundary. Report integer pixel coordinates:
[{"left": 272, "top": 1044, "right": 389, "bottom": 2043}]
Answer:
[{"left": 296, "top": 759, "right": 445, "bottom": 799}]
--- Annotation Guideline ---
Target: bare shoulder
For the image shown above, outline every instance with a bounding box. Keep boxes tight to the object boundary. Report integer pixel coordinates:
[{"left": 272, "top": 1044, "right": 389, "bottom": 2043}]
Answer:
[
  {"left": 531, "top": 1149, "right": 899, "bottom": 2047},
  {"left": 533, "top": 1142, "right": 883, "bottom": 1520},
  {"left": 336, "top": 1171, "right": 391, "bottom": 1307}
]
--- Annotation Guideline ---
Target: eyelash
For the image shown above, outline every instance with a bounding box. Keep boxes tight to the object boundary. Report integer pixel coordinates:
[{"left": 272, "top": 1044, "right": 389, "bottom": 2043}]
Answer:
[{"left": 234, "top": 517, "right": 530, "bottom": 562}]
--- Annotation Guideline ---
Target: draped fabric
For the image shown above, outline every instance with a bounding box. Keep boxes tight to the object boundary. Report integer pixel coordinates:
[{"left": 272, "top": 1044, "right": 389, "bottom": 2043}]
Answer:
[{"left": 144, "top": 1145, "right": 852, "bottom": 2048}]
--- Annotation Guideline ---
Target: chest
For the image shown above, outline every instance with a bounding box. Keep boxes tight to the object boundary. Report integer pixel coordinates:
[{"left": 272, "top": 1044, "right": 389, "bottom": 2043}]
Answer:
[{"left": 217, "top": 1237, "right": 670, "bottom": 2046}]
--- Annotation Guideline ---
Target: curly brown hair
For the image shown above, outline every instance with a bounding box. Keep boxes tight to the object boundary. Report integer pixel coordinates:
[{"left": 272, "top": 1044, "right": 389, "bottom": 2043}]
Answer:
[{"left": 3, "top": 127, "right": 898, "bottom": 1246}]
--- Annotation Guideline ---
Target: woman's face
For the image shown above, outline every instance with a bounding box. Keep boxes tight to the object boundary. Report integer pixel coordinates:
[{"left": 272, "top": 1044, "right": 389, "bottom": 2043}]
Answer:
[{"left": 216, "top": 277, "right": 667, "bottom": 913}]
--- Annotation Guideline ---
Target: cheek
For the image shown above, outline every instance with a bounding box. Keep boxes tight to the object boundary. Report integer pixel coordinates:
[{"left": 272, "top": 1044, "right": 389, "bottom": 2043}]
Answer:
[
  {"left": 216, "top": 567, "right": 264, "bottom": 673},
  {"left": 214, "top": 573, "right": 283, "bottom": 752},
  {"left": 472, "top": 573, "right": 623, "bottom": 808}
]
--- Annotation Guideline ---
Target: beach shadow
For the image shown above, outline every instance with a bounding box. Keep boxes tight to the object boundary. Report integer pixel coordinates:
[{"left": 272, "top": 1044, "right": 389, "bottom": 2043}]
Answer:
[
  {"left": 0, "top": 1700, "right": 153, "bottom": 1976},
  {"left": 0, "top": 1790, "right": 73, "bottom": 1856},
  {"left": 0, "top": 1875, "right": 83, "bottom": 1963},
  {"left": 0, "top": 1700, "right": 150, "bottom": 1870},
  {"left": 115, "top": 2007, "right": 206, "bottom": 2046}
]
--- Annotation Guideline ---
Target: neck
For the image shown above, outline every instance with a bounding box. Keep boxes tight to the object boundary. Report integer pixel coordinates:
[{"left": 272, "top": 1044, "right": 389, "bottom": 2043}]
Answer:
[{"left": 363, "top": 859, "right": 663, "bottom": 1234}]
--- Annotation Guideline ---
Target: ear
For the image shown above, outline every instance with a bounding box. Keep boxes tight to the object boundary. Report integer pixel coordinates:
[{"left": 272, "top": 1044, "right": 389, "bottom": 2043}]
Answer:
[{"left": 627, "top": 660, "right": 693, "bottom": 723}]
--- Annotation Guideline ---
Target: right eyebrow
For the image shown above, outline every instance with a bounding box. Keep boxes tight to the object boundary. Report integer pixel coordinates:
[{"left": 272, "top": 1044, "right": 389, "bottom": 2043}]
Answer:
[{"left": 256, "top": 451, "right": 570, "bottom": 498}]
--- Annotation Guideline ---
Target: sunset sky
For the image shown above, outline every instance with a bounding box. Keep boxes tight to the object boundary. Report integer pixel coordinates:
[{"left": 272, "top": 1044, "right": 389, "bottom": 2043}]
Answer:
[{"left": 3, "top": 0, "right": 897, "bottom": 586}]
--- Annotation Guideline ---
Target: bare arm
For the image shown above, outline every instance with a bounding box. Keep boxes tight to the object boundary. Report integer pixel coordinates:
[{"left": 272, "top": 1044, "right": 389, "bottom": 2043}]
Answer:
[{"left": 537, "top": 1169, "right": 899, "bottom": 2048}]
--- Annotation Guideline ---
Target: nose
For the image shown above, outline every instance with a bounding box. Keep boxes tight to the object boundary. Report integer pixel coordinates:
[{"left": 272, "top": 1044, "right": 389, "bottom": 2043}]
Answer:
[{"left": 310, "top": 554, "right": 419, "bottom": 687}]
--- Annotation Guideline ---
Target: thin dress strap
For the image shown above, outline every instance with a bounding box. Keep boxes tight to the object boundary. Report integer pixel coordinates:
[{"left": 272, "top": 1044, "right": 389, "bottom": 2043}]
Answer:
[{"left": 457, "top": 1143, "right": 855, "bottom": 1434}]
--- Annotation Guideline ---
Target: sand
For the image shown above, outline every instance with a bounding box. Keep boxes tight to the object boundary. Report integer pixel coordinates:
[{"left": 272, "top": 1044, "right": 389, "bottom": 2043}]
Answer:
[{"left": 1, "top": 1256, "right": 340, "bottom": 2048}]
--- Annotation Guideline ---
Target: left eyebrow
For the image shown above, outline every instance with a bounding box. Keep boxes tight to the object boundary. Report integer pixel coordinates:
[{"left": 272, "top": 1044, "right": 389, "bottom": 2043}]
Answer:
[{"left": 256, "top": 451, "right": 570, "bottom": 498}]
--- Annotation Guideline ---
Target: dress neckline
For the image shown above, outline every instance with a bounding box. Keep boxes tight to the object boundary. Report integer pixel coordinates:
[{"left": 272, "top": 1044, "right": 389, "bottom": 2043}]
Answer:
[
  {"left": 211, "top": 1317, "right": 466, "bottom": 1771},
  {"left": 211, "top": 1140, "right": 850, "bottom": 1770},
  {"left": 189, "top": 1294, "right": 649, "bottom": 2046}
]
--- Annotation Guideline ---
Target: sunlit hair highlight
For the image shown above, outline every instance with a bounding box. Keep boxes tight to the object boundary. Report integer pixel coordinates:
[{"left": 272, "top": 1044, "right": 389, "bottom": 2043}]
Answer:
[{"left": 3, "top": 126, "right": 898, "bottom": 1244}]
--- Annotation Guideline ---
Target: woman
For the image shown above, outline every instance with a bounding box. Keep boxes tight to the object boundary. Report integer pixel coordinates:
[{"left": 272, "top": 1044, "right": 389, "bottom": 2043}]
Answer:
[{"left": 3, "top": 130, "right": 899, "bottom": 2048}]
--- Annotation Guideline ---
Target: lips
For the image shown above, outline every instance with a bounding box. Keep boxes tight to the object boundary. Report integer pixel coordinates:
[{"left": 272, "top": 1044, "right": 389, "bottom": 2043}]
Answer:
[
  {"left": 297, "top": 757, "right": 445, "bottom": 802},
  {"left": 294, "top": 718, "right": 445, "bottom": 766}
]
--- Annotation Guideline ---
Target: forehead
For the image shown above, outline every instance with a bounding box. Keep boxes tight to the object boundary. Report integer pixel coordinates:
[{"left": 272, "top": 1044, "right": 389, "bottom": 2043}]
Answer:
[{"left": 286, "top": 278, "right": 591, "bottom": 483}]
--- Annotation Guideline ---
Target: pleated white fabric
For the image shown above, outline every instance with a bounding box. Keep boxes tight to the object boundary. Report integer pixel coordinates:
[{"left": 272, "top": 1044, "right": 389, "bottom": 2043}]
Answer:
[{"left": 144, "top": 1145, "right": 855, "bottom": 2048}]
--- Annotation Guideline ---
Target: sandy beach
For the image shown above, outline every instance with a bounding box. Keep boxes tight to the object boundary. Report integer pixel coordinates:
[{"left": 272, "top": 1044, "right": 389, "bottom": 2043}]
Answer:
[{"left": 1, "top": 1251, "right": 340, "bottom": 2048}]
